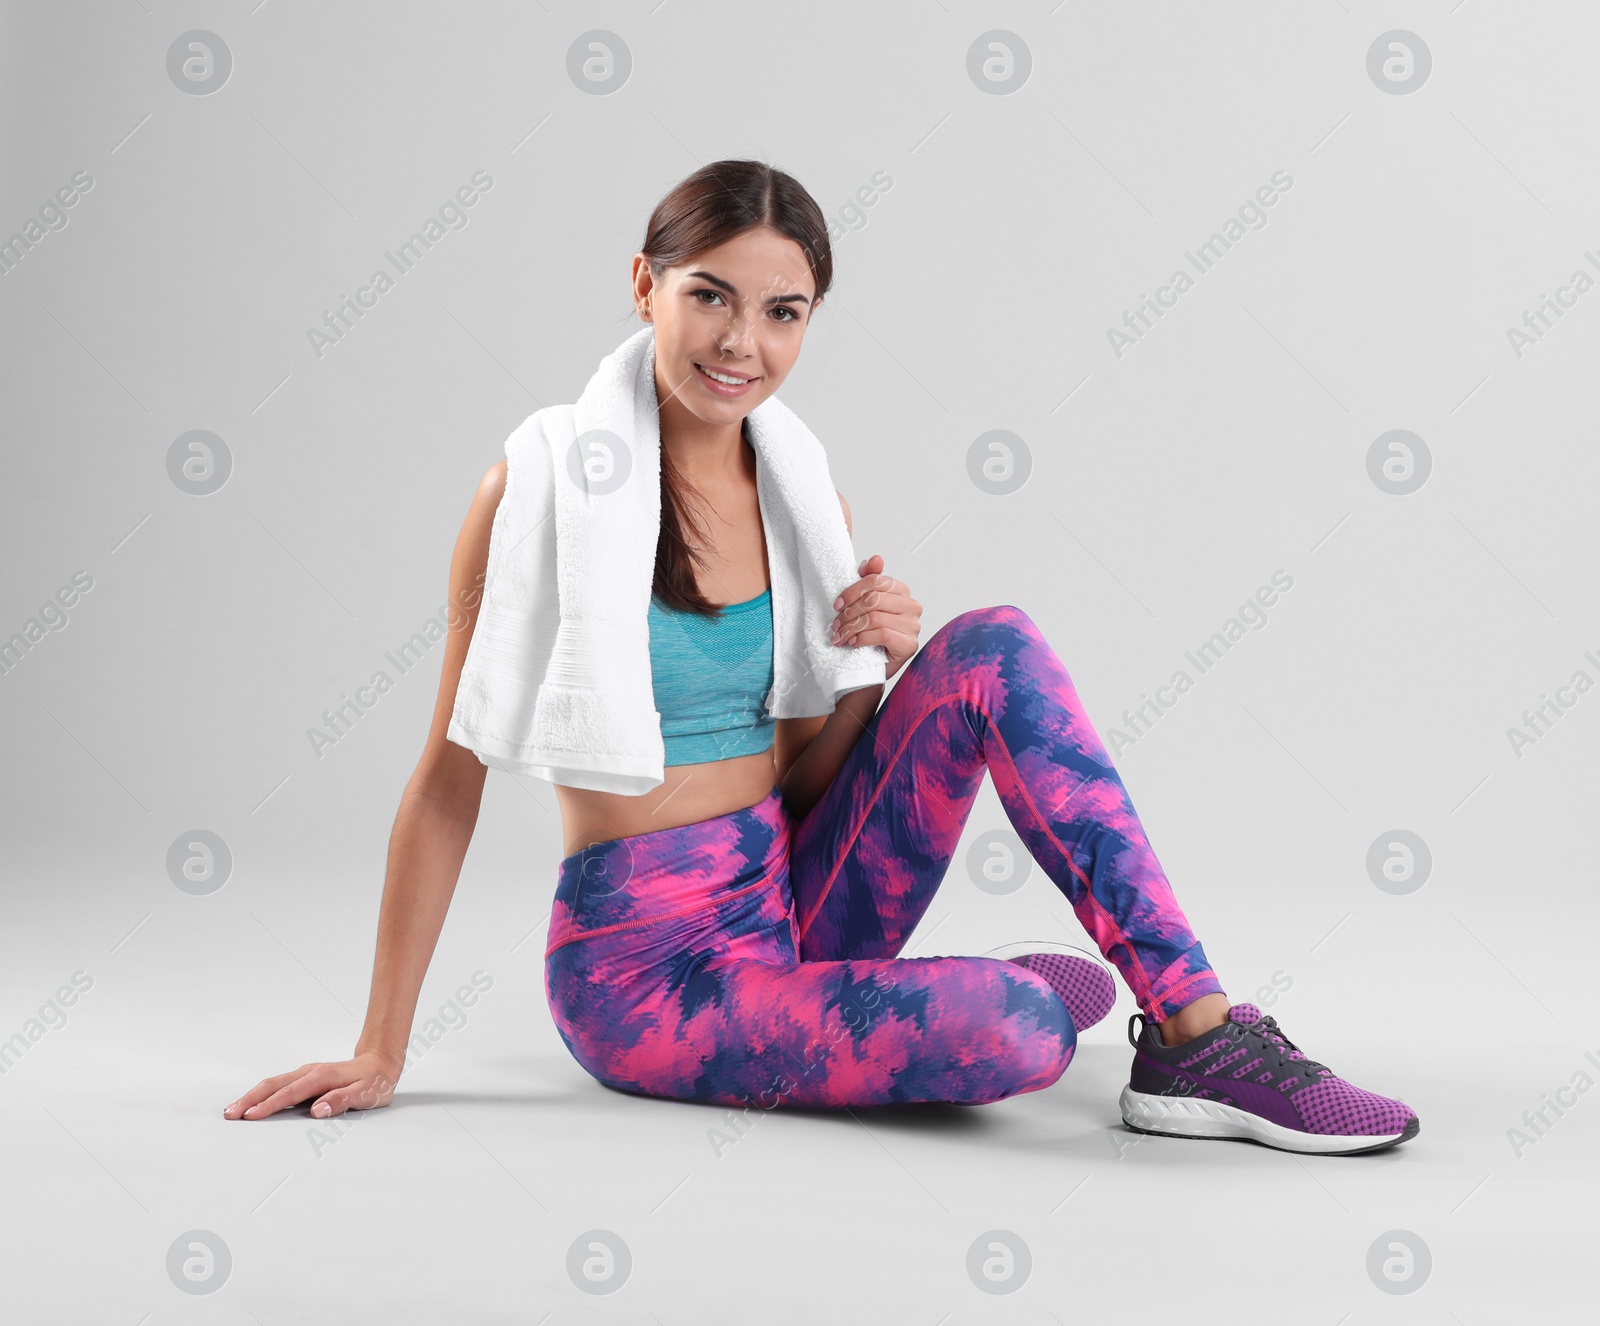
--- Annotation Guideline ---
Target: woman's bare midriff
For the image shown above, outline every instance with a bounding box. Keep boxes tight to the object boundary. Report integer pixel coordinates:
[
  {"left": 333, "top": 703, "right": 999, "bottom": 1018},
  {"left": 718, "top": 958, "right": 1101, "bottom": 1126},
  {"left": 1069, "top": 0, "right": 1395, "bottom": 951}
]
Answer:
[{"left": 554, "top": 746, "right": 780, "bottom": 859}]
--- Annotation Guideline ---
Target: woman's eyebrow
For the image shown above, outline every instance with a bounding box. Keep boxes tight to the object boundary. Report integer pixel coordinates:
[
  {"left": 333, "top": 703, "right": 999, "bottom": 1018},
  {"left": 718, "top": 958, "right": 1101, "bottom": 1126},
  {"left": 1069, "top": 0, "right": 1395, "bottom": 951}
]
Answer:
[{"left": 686, "top": 269, "right": 809, "bottom": 305}]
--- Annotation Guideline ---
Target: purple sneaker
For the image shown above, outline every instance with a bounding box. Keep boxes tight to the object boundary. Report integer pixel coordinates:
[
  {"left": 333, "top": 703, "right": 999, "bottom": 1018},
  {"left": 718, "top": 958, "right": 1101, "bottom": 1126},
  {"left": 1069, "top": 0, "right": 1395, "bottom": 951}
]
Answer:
[
  {"left": 982, "top": 941, "right": 1117, "bottom": 1033},
  {"left": 1119, "top": 1003, "right": 1419, "bottom": 1155}
]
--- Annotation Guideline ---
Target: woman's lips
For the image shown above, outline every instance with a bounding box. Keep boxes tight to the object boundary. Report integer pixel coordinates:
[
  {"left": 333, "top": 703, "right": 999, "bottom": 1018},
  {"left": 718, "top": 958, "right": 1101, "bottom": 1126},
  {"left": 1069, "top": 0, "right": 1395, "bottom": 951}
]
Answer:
[{"left": 694, "top": 362, "right": 758, "bottom": 397}]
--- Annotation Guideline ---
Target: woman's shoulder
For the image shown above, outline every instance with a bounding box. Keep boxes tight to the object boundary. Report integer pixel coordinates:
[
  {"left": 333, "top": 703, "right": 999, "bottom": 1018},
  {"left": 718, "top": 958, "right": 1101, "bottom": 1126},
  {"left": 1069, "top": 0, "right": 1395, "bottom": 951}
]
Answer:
[{"left": 477, "top": 458, "right": 507, "bottom": 502}]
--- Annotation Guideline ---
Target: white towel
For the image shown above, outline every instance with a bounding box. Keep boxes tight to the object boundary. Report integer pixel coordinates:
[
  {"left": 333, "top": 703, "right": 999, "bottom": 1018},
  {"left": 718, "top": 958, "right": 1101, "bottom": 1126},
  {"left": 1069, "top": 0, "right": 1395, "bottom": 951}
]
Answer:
[{"left": 446, "top": 324, "right": 887, "bottom": 794}]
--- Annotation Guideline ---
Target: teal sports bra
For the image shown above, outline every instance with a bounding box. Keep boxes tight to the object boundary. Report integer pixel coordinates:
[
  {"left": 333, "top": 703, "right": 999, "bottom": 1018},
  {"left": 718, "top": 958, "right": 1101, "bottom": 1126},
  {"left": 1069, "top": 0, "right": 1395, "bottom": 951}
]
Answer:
[{"left": 646, "top": 585, "right": 776, "bottom": 765}]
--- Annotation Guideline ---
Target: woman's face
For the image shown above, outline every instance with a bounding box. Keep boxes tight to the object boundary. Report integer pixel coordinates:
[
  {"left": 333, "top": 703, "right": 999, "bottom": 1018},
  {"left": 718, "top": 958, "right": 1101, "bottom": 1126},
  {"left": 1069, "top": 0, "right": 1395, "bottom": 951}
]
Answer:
[{"left": 633, "top": 225, "right": 820, "bottom": 429}]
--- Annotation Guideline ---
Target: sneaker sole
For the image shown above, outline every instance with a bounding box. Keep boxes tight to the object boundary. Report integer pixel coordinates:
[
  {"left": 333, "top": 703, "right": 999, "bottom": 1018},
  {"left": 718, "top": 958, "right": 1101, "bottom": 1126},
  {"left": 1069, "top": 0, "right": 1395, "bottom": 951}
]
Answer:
[
  {"left": 981, "top": 940, "right": 1117, "bottom": 1033},
  {"left": 1118, "top": 1085, "right": 1421, "bottom": 1155}
]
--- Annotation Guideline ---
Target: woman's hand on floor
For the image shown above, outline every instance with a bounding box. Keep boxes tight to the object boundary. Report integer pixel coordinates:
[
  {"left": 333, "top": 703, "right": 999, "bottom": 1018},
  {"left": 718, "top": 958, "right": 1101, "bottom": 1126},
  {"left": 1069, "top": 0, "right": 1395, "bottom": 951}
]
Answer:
[
  {"left": 830, "top": 553, "right": 922, "bottom": 681},
  {"left": 223, "top": 1051, "right": 401, "bottom": 1121}
]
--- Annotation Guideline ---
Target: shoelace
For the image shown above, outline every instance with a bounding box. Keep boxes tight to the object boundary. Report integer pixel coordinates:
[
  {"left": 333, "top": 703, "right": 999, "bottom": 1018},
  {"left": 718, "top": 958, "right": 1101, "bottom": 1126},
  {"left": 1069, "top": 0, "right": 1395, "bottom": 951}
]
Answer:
[{"left": 1240, "top": 1015, "right": 1334, "bottom": 1079}]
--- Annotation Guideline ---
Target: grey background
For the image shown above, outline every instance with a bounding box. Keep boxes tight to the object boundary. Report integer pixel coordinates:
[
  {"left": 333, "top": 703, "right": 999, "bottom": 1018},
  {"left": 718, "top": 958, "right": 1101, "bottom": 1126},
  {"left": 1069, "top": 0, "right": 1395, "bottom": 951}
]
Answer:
[{"left": 3, "top": 1, "right": 1595, "bottom": 1321}]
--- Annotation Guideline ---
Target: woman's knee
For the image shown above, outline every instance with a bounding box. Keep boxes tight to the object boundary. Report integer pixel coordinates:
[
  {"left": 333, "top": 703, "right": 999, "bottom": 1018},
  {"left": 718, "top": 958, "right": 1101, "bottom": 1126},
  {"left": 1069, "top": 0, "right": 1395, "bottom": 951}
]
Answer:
[
  {"left": 932, "top": 604, "right": 1042, "bottom": 652},
  {"left": 965, "top": 959, "right": 1077, "bottom": 1098},
  {"left": 1006, "top": 966, "right": 1076, "bottom": 1084}
]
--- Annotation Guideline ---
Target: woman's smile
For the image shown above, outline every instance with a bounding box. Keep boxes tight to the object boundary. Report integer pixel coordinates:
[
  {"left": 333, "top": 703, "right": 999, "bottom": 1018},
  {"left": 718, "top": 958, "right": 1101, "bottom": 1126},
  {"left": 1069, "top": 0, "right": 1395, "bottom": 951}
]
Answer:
[{"left": 693, "top": 361, "right": 759, "bottom": 397}]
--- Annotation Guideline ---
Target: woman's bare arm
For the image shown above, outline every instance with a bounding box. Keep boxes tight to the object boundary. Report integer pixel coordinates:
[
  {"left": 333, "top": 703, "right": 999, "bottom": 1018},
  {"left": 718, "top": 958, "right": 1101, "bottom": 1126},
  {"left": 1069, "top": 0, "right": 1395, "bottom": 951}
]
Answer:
[
  {"left": 224, "top": 461, "right": 506, "bottom": 1121},
  {"left": 775, "top": 685, "right": 883, "bottom": 819}
]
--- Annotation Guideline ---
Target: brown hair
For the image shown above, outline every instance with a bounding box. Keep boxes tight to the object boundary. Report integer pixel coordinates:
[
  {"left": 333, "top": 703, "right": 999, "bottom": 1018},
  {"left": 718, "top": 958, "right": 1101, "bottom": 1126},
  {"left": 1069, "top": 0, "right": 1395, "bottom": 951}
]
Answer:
[{"left": 640, "top": 159, "right": 833, "bottom": 615}]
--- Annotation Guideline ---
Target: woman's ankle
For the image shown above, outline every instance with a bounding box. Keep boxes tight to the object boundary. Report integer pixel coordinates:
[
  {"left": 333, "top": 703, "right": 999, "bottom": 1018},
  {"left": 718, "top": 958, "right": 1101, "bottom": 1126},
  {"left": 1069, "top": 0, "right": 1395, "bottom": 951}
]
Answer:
[{"left": 1157, "top": 993, "right": 1232, "bottom": 1047}]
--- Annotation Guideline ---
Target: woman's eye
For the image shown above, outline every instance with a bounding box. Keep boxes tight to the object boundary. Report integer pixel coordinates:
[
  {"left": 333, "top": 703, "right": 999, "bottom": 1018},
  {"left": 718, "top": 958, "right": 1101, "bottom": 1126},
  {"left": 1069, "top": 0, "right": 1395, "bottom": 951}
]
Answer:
[
  {"left": 771, "top": 306, "right": 796, "bottom": 323},
  {"left": 694, "top": 289, "right": 723, "bottom": 306}
]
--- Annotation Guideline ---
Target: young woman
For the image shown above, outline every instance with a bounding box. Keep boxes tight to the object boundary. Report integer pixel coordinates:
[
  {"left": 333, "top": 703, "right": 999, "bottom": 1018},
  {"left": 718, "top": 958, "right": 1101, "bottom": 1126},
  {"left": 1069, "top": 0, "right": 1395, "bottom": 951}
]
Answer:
[{"left": 226, "top": 160, "right": 1419, "bottom": 1155}]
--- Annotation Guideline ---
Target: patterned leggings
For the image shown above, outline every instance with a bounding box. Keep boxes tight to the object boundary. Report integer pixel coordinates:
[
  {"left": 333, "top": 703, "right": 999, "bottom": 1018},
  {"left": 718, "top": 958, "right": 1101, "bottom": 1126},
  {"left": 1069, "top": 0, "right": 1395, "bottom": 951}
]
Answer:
[{"left": 544, "top": 605, "right": 1223, "bottom": 1109}]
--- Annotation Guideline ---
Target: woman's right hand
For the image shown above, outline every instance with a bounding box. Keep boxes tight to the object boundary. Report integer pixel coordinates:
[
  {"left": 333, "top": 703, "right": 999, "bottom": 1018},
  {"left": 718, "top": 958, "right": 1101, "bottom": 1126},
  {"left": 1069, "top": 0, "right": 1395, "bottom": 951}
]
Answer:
[{"left": 223, "top": 1050, "right": 402, "bottom": 1121}]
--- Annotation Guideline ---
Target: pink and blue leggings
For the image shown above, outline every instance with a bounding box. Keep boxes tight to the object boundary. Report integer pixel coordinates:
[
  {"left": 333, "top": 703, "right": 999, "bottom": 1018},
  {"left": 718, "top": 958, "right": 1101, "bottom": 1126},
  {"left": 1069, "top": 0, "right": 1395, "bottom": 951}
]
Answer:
[{"left": 544, "top": 605, "right": 1224, "bottom": 1110}]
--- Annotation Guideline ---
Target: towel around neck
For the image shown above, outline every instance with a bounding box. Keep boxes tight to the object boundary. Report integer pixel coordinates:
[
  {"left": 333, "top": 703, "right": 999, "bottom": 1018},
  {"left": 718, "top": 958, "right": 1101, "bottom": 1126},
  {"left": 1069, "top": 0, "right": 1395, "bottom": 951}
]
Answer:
[{"left": 445, "top": 324, "right": 886, "bottom": 793}]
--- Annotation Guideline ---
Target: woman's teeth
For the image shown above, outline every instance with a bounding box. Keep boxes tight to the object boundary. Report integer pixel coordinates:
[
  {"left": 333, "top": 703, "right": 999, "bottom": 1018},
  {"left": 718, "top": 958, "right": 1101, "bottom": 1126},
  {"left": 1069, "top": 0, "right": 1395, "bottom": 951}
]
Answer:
[{"left": 699, "top": 365, "right": 752, "bottom": 385}]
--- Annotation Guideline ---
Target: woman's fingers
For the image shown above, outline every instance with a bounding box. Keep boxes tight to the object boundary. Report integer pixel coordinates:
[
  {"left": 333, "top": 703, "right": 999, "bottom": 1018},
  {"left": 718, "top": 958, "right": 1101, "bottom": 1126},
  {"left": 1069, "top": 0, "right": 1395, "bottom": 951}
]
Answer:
[
  {"left": 832, "top": 576, "right": 910, "bottom": 634},
  {"left": 224, "top": 1065, "right": 312, "bottom": 1119},
  {"left": 311, "top": 1074, "right": 395, "bottom": 1120},
  {"left": 832, "top": 587, "right": 919, "bottom": 644},
  {"left": 832, "top": 607, "right": 876, "bottom": 643},
  {"left": 235, "top": 1065, "right": 340, "bottom": 1120},
  {"left": 833, "top": 569, "right": 897, "bottom": 611},
  {"left": 240, "top": 1069, "right": 326, "bottom": 1119},
  {"left": 833, "top": 606, "right": 915, "bottom": 644},
  {"left": 832, "top": 566, "right": 890, "bottom": 613}
]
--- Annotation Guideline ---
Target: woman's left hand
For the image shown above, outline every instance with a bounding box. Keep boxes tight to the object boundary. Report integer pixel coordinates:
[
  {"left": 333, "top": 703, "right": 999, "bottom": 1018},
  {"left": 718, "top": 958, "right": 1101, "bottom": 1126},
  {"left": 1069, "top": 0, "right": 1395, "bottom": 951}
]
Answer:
[{"left": 829, "top": 554, "right": 922, "bottom": 681}]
